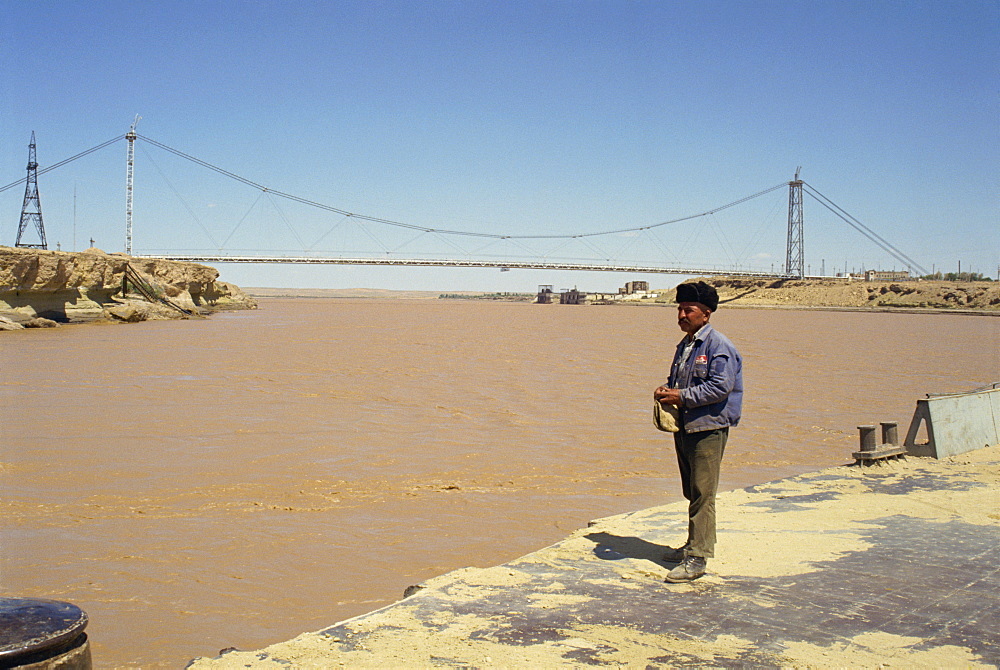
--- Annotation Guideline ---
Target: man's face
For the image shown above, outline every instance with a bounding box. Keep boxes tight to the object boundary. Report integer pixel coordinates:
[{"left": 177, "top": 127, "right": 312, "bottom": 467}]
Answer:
[{"left": 677, "top": 302, "right": 710, "bottom": 334}]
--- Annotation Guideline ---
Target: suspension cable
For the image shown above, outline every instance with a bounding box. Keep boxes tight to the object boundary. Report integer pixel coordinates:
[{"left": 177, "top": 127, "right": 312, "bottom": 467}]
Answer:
[
  {"left": 802, "top": 182, "right": 928, "bottom": 276},
  {"left": 0, "top": 135, "right": 127, "bottom": 194},
  {"left": 135, "top": 134, "right": 787, "bottom": 241},
  {"left": 1, "top": 131, "right": 789, "bottom": 247}
]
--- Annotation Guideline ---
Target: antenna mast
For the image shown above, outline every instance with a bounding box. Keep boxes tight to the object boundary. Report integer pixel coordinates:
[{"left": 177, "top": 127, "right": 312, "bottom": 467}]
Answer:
[
  {"left": 125, "top": 115, "right": 141, "bottom": 255},
  {"left": 785, "top": 167, "right": 804, "bottom": 278},
  {"left": 15, "top": 132, "right": 48, "bottom": 249}
]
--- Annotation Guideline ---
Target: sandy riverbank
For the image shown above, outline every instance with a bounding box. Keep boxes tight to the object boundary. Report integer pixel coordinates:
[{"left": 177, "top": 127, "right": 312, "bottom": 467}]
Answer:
[
  {"left": 190, "top": 444, "right": 1000, "bottom": 668},
  {"left": 689, "top": 276, "right": 1000, "bottom": 312}
]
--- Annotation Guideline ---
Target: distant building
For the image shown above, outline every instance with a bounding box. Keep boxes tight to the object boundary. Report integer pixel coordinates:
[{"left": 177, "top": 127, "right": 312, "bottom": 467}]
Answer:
[
  {"left": 560, "top": 288, "right": 585, "bottom": 305},
  {"left": 536, "top": 281, "right": 658, "bottom": 305},
  {"left": 839, "top": 270, "right": 912, "bottom": 281},
  {"left": 620, "top": 280, "right": 649, "bottom": 295}
]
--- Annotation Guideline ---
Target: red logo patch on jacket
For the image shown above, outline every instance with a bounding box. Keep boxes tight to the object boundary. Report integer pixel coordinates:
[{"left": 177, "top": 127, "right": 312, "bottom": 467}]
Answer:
[{"left": 695, "top": 355, "right": 708, "bottom": 364}]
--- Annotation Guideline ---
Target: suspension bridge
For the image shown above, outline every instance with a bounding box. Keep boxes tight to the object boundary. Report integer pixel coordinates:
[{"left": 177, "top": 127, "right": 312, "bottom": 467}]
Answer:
[{"left": 1, "top": 129, "right": 929, "bottom": 279}]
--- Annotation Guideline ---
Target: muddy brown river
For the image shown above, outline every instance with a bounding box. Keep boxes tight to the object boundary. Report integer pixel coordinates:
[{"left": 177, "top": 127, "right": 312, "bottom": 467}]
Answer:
[{"left": 1, "top": 298, "right": 997, "bottom": 668}]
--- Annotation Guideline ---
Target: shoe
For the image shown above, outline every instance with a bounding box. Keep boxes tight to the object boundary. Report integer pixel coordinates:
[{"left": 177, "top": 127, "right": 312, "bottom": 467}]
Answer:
[
  {"left": 664, "top": 555, "right": 706, "bottom": 582},
  {"left": 662, "top": 544, "right": 689, "bottom": 563}
]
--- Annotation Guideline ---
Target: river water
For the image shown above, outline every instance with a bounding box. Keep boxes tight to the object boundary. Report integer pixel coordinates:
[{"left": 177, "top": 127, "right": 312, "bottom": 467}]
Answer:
[{"left": 1, "top": 298, "right": 997, "bottom": 668}]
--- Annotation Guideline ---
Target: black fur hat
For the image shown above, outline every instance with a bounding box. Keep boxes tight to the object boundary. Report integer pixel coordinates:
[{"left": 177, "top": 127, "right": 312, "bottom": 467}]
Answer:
[{"left": 675, "top": 281, "right": 719, "bottom": 311}]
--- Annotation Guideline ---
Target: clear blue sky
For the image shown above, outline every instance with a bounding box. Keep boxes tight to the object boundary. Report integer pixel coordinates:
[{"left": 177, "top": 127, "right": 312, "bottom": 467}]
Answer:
[{"left": 2, "top": 0, "right": 997, "bottom": 291}]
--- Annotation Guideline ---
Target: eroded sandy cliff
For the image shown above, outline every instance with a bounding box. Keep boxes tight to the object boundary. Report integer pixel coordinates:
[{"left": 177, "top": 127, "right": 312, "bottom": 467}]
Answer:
[{"left": 0, "top": 245, "right": 256, "bottom": 326}]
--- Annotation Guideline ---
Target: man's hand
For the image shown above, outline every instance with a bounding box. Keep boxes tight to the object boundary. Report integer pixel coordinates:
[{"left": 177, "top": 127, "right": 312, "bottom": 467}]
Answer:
[{"left": 654, "top": 385, "right": 683, "bottom": 407}]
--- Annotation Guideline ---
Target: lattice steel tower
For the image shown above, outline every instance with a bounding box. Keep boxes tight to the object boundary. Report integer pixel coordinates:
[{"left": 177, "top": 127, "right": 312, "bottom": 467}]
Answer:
[
  {"left": 15, "top": 132, "right": 48, "bottom": 249},
  {"left": 125, "top": 115, "right": 140, "bottom": 255},
  {"left": 785, "top": 168, "right": 804, "bottom": 278}
]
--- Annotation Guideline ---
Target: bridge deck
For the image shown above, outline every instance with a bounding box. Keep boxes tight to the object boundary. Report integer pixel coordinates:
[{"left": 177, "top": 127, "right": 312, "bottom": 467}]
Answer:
[{"left": 138, "top": 254, "right": 793, "bottom": 278}]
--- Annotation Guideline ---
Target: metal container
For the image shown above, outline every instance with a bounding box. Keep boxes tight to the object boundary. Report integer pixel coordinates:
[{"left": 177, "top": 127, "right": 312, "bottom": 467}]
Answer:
[{"left": 0, "top": 598, "right": 91, "bottom": 669}]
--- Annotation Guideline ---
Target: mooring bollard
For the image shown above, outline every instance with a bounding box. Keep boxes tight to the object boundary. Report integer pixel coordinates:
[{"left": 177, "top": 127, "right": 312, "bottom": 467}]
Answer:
[
  {"left": 880, "top": 421, "right": 899, "bottom": 447},
  {"left": 853, "top": 421, "right": 907, "bottom": 465},
  {"left": 881, "top": 421, "right": 899, "bottom": 446},
  {"left": 857, "top": 425, "right": 877, "bottom": 452},
  {"left": 0, "top": 597, "right": 91, "bottom": 669}
]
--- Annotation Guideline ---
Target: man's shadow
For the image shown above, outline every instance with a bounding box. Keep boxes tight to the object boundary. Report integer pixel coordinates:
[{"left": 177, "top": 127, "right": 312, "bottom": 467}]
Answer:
[{"left": 584, "top": 531, "right": 677, "bottom": 567}]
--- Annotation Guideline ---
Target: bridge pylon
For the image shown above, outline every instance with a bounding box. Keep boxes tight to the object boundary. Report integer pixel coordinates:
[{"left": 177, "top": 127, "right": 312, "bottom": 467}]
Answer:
[
  {"left": 125, "top": 115, "right": 140, "bottom": 255},
  {"left": 15, "top": 131, "right": 48, "bottom": 250},
  {"left": 785, "top": 168, "right": 804, "bottom": 278}
]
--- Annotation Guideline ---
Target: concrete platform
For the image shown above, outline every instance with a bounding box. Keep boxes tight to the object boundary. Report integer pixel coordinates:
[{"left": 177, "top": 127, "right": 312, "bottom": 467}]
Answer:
[{"left": 190, "top": 446, "right": 1000, "bottom": 668}]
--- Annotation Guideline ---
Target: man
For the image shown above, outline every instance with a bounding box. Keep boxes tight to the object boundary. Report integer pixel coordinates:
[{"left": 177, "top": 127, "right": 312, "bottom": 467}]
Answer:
[{"left": 654, "top": 281, "right": 743, "bottom": 583}]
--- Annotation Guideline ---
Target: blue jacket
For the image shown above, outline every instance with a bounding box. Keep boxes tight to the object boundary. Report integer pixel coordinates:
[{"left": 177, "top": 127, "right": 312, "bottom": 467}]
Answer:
[{"left": 667, "top": 323, "right": 743, "bottom": 433}]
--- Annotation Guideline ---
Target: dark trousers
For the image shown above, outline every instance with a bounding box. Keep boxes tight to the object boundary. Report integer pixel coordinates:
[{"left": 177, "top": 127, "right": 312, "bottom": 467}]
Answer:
[{"left": 674, "top": 426, "right": 728, "bottom": 558}]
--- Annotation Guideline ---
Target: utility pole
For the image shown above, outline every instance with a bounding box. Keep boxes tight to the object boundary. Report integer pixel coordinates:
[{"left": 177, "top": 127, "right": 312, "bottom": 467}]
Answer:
[
  {"left": 785, "top": 167, "right": 804, "bottom": 279},
  {"left": 125, "top": 115, "right": 140, "bottom": 255},
  {"left": 15, "top": 132, "right": 48, "bottom": 249}
]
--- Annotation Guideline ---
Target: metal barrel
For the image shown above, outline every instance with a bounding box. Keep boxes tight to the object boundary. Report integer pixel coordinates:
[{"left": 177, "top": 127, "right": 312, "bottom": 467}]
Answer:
[{"left": 0, "top": 598, "right": 91, "bottom": 669}]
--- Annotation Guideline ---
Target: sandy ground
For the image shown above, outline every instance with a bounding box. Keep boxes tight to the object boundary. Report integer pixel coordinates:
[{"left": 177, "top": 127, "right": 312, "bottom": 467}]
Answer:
[
  {"left": 684, "top": 277, "right": 1000, "bottom": 312},
  {"left": 189, "top": 444, "right": 1000, "bottom": 668}
]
